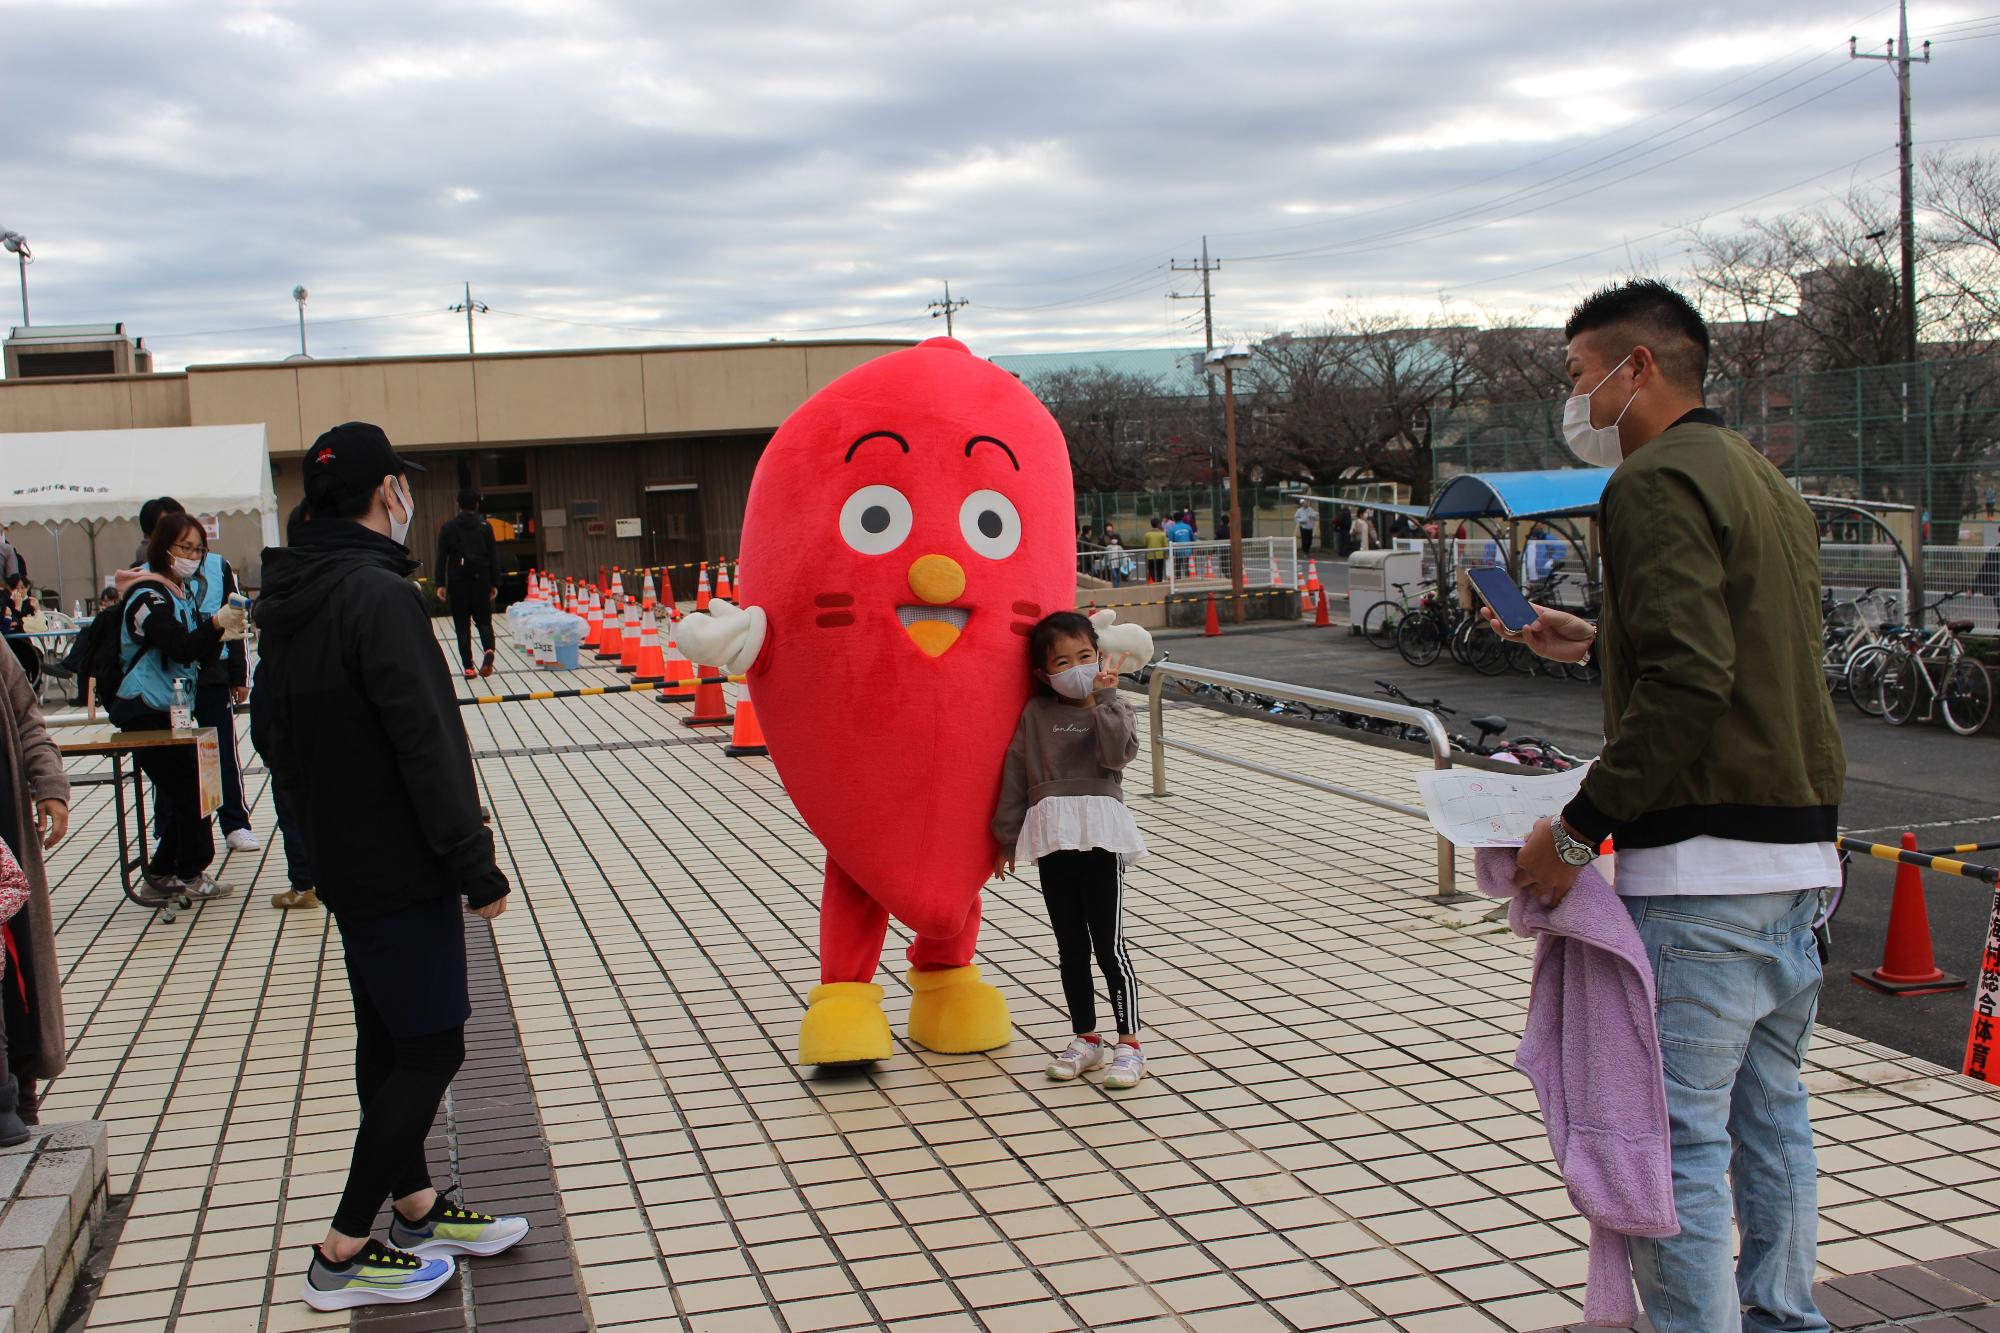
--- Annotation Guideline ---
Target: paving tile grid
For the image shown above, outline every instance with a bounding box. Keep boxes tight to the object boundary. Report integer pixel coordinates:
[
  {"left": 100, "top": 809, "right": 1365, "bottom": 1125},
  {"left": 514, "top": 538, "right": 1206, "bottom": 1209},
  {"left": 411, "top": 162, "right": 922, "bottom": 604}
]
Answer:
[{"left": 19, "top": 623, "right": 2000, "bottom": 1332}]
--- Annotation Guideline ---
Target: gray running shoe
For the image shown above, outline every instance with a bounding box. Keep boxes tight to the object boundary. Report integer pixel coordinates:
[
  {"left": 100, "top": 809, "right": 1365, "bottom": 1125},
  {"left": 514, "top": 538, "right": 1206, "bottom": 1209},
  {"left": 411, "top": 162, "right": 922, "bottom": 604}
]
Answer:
[
  {"left": 301, "top": 1240, "right": 453, "bottom": 1310},
  {"left": 183, "top": 873, "right": 236, "bottom": 901}
]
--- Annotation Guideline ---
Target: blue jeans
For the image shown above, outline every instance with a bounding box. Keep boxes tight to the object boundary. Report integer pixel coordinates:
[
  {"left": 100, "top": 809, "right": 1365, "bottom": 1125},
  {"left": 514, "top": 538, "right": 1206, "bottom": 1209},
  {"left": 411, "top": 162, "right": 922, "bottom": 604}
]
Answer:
[{"left": 1623, "top": 891, "right": 1827, "bottom": 1333}]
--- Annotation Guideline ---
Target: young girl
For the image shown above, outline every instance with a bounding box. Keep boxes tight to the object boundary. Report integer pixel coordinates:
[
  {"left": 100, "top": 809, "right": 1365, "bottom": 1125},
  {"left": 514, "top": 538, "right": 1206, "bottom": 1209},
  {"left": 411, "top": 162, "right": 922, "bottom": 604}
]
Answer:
[{"left": 992, "top": 611, "right": 1149, "bottom": 1088}]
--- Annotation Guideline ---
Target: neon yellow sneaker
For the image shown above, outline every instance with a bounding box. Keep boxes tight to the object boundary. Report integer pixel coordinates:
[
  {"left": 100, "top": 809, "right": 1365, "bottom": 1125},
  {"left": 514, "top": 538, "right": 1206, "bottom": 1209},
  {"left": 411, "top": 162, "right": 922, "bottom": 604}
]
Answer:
[
  {"left": 301, "top": 1240, "right": 453, "bottom": 1310},
  {"left": 390, "top": 1198, "right": 530, "bottom": 1258}
]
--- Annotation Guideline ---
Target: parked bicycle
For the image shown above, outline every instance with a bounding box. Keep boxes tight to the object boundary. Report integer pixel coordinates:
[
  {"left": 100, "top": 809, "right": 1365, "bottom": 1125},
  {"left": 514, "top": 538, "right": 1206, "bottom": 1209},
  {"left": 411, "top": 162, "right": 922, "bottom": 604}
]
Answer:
[
  {"left": 1360, "top": 581, "right": 1421, "bottom": 649},
  {"left": 1373, "top": 680, "right": 1585, "bottom": 770},
  {"left": 1874, "top": 589, "right": 1993, "bottom": 735}
]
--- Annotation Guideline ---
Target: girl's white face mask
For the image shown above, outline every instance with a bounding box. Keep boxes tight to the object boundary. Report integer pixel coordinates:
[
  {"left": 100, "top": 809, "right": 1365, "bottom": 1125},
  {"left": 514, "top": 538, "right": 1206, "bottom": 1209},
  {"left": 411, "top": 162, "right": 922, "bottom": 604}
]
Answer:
[
  {"left": 1046, "top": 661, "right": 1099, "bottom": 700},
  {"left": 1561, "top": 353, "right": 1637, "bottom": 468},
  {"left": 172, "top": 555, "right": 201, "bottom": 581}
]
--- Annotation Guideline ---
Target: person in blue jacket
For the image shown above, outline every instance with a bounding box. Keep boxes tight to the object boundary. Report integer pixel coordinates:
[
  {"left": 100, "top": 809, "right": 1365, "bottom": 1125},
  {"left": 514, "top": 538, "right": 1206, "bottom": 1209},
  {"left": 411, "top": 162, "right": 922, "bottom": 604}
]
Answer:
[{"left": 108, "top": 512, "right": 248, "bottom": 903}]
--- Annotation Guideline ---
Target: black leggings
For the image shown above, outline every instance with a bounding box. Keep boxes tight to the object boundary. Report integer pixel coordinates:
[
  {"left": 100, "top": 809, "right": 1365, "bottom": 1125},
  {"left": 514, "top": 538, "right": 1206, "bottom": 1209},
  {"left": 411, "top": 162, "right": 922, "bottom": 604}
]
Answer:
[
  {"left": 330, "top": 978, "right": 464, "bottom": 1237},
  {"left": 449, "top": 583, "right": 495, "bottom": 670},
  {"left": 122, "top": 709, "right": 214, "bottom": 880},
  {"left": 1037, "top": 849, "right": 1140, "bottom": 1036}
]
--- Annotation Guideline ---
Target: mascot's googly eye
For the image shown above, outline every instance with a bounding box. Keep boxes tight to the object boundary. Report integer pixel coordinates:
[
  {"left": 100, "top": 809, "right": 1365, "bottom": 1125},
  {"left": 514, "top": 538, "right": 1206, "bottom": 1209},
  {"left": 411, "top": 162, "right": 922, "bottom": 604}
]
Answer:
[
  {"left": 839, "top": 485, "right": 914, "bottom": 555},
  {"left": 959, "top": 490, "right": 1021, "bottom": 560}
]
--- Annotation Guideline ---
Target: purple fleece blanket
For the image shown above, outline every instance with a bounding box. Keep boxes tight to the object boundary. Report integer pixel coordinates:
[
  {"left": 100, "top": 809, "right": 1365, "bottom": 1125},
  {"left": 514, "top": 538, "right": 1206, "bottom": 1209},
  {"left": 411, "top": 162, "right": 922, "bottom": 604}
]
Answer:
[{"left": 1475, "top": 848, "right": 1679, "bottom": 1328}]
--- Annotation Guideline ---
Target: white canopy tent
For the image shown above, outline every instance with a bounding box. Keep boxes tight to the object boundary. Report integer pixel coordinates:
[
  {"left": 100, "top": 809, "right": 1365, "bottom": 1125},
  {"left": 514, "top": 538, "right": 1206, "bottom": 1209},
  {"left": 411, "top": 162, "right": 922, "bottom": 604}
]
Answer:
[{"left": 0, "top": 425, "right": 280, "bottom": 606}]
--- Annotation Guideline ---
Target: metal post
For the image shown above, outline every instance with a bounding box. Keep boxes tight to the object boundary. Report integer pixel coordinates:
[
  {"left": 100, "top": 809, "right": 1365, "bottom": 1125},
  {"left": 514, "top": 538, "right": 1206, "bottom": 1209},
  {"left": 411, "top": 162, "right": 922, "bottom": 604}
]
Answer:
[
  {"left": 1223, "top": 364, "right": 1245, "bottom": 623},
  {"left": 13, "top": 249, "right": 25, "bottom": 327}
]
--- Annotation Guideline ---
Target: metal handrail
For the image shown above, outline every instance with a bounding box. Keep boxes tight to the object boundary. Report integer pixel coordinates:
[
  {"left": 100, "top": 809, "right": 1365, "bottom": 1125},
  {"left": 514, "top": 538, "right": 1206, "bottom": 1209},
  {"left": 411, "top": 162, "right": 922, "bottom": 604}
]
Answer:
[{"left": 1144, "top": 663, "right": 1458, "bottom": 897}]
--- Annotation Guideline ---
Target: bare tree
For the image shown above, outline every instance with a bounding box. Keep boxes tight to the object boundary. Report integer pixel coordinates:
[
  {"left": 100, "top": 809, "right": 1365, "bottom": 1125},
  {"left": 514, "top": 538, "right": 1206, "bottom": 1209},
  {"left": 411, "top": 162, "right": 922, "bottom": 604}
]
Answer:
[{"left": 1026, "top": 365, "right": 1215, "bottom": 492}]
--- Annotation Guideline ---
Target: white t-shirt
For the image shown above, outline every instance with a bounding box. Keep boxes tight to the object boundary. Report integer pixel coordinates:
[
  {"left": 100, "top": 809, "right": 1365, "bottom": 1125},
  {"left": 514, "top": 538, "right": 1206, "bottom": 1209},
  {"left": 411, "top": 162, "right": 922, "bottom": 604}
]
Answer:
[
  {"left": 1296, "top": 504, "right": 1316, "bottom": 530},
  {"left": 1612, "top": 836, "right": 1840, "bottom": 897}
]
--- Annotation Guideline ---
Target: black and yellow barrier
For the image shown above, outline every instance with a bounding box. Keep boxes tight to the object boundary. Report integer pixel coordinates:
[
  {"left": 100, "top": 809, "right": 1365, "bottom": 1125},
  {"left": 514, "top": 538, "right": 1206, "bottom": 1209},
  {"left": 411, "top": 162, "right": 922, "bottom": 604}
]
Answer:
[
  {"left": 457, "top": 676, "right": 740, "bottom": 708},
  {"left": 1835, "top": 835, "right": 2000, "bottom": 886}
]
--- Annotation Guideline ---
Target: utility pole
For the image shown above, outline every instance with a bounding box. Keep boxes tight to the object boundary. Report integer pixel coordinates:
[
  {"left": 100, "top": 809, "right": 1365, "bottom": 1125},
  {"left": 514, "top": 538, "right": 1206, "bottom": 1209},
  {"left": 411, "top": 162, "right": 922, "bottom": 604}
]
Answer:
[
  {"left": 1852, "top": 0, "right": 1932, "bottom": 608},
  {"left": 1171, "top": 237, "right": 1222, "bottom": 515},
  {"left": 449, "top": 281, "right": 489, "bottom": 354},
  {"left": 292, "top": 286, "right": 309, "bottom": 357},
  {"left": 928, "top": 280, "right": 968, "bottom": 338}
]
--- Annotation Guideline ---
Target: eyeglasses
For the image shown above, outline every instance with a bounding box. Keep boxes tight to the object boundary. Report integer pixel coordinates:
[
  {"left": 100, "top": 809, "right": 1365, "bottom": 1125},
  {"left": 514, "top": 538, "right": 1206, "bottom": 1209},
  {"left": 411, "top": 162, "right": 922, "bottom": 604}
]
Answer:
[{"left": 168, "top": 544, "right": 205, "bottom": 560}]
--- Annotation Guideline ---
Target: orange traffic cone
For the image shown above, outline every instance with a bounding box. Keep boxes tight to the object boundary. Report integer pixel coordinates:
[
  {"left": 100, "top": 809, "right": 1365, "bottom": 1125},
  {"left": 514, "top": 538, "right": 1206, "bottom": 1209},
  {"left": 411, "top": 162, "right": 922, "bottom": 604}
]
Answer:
[
  {"left": 1203, "top": 594, "right": 1222, "bottom": 637},
  {"left": 683, "top": 672, "right": 733, "bottom": 727},
  {"left": 695, "top": 564, "right": 712, "bottom": 611},
  {"left": 632, "top": 609, "right": 666, "bottom": 682},
  {"left": 596, "top": 595, "right": 625, "bottom": 659},
  {"left": 717, "top": 561, "right": 734, "bottom": 601},
  {"left": 1314, "top": 586, "right": 1332, "bottom": 627},
  {"left": 611, "top": 566, "right": 625, "bottom": 600},
  {"left": 1853, "top": 832, "right": 1967, "bottom": 995},
  {"left": 584, "top": 589, "right": 606, "bottom": 650},
  {"left": 616, "top": 601, "right": 643, "bottom": 673},
  {"left": 641, "top": 570, "right": 657, "bottom": 611},
  {"left": 658, "top": 622, "right": 697, "bottom": 702},
  {"left": 724, "top": 677, "right": 769, "bottom": 756},
  {"left": 1307, "top": 559, "right": 1323, "bottom": 593},
  {"left": 658, "top": 566, "right": 677, "bottom": 613}
]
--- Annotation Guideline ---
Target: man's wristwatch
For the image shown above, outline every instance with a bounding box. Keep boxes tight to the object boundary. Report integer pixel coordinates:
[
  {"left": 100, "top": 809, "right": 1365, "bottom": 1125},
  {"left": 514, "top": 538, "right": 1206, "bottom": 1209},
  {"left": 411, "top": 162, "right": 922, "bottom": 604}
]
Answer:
[{"left": 1550, "top": 818, "right": 1599, "bottom": 867}]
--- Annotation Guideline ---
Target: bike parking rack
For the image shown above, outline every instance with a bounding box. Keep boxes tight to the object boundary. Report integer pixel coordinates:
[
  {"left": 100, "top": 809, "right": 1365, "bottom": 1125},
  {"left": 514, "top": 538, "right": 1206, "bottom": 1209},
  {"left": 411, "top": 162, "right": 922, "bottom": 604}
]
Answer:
[{"left": 1145, "top": 662, "right": 1460, "bottom": 898}]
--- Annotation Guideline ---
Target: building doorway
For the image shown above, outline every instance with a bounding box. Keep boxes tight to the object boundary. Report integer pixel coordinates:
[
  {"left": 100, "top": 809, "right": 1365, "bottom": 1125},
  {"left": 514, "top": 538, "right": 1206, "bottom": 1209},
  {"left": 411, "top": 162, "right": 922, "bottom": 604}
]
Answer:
[{"left": 645, "top": 484, "right": 706, "bottom": 585}]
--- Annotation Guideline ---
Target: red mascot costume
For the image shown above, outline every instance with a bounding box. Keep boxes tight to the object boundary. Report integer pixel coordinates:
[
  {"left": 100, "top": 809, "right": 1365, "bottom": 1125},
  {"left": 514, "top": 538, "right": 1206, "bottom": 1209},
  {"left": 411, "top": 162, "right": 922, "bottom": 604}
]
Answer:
[{"left": 678, "top": 337, "right": 1143, "bottom": 1065}]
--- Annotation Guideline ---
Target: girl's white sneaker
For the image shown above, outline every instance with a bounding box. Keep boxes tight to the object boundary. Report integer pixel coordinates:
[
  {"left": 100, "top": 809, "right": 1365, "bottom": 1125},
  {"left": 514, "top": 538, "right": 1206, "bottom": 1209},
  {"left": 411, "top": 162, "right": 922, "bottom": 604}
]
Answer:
[
  {"left": 1046, "top": 1036, "right": 1107, "bottom": 1081},
  {"left": 1104, "top": 1043, "right": 1146, "bottom": 1089}
]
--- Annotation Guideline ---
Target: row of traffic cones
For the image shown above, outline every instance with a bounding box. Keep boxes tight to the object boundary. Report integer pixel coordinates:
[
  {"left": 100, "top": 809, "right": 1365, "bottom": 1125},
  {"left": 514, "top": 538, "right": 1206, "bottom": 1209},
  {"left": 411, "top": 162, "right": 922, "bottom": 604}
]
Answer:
[{"left": 529, "top": 562, "right": 767, "bottom": 757}]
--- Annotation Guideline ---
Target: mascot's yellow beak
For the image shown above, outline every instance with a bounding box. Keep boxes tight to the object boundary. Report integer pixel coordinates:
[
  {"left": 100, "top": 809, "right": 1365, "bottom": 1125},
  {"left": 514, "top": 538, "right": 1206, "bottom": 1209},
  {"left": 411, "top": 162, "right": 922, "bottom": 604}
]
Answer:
[{"left": 901, "top": 555, "right": 968, "bottom": 657}]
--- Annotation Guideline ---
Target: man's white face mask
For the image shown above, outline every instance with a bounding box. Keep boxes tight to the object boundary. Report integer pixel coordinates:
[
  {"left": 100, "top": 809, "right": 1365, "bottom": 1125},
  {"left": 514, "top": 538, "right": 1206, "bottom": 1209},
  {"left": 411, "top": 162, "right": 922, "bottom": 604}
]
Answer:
[{"left": 1561, "top": 353, "right": 1637, "bottom": 468}]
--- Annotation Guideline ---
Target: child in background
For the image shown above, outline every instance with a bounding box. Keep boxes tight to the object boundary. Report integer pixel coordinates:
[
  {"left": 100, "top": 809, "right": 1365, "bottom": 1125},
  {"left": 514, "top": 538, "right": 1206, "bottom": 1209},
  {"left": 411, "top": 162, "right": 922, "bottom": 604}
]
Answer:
[{"left": 991, "top": 611, "right": 1149, "bottom": 1088}]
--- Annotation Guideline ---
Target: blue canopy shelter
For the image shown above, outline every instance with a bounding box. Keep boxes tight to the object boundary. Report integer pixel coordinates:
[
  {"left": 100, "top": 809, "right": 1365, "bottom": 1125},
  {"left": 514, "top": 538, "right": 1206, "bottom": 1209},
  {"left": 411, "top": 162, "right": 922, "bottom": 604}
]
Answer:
[{"left": 1427, "top": 468, "right": 1610, "bottom": 521}]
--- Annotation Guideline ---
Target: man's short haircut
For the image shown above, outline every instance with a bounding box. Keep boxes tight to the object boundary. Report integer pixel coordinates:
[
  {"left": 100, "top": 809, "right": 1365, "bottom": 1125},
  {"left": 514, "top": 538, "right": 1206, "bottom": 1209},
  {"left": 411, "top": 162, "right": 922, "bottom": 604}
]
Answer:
[
  {"left": 1563, "top": 278, "right": 1710, "bottom": 391},
  {"left": 315, "top": 470, "right": 400, "bottom": 522},
  {"left": 458, "top": 487, "right": 481, "bottom": 511},
  {"left": 139, "top": 497, "right": 186, "bottom": 538}
]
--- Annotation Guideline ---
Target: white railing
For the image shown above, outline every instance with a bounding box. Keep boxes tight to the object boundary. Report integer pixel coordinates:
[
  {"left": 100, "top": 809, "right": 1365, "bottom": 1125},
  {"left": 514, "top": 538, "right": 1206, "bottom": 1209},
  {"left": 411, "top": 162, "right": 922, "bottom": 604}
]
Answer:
[{"left": 1156, "top": 538, "right": 1300, "bottom": 596}]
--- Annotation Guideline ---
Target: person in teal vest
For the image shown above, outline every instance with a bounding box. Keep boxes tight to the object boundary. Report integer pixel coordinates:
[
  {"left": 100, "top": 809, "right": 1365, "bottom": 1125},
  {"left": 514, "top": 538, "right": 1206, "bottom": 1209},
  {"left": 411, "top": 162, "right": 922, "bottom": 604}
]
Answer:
[
  {"left": 109, "top": 513, "right": 248, "bottom": 903},
  {"left": 187, "top": 546, "right": 255, "bottom": 850}
]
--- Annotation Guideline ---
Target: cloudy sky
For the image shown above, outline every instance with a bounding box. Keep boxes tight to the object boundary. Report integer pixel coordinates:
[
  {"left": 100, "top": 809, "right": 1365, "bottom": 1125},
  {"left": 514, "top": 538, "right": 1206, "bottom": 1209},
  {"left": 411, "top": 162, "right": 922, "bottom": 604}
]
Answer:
[{"left": 4, "top": 0, "right": 1997, "bottom": 370}]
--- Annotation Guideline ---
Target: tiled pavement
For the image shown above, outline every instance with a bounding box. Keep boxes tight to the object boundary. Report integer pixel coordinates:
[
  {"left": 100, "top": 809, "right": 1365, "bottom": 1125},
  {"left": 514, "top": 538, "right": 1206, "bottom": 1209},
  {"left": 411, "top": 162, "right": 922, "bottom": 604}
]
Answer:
[{"left": 31, "top": 625, "right": 2000, "bottom": 1331}]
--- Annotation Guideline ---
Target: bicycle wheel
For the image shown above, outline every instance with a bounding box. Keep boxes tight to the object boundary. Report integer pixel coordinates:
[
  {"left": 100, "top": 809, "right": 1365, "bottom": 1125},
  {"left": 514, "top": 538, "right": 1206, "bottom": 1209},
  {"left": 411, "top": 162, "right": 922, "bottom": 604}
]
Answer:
[
  {"left": 1844, "top": 643, "right": 1895, "bottom": 717},
  {"left": 1469, "top": 628, "right": 1509, "bottom": 676},
  {"left": 1448, "top": 619, "right": 1477, "bottom": 667},
  {"left": 1504, "top": 641, "right": 1537, "bottom": 674},
  {"left": 1942, "top": 658, "right": 1994, "bottom": 736},
  {"left": 1361, "top": 600, "right": 1403, "bottom": 649},
  {"left": 1565, "top": 656, "right": 1601, "bottom": 684},
  {"left": 1879, "top": 653, "right": 1924, "bottom": 726},
  {"left": 1396, "top": 612, "right": 1443, "bottom": 667}
]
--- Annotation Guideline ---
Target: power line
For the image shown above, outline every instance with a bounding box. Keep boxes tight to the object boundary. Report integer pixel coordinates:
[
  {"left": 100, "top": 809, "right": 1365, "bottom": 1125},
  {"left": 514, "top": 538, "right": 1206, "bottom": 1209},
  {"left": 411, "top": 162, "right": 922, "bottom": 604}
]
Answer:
[
  {"left": 448, "top": 281, "right": 489, "bottom": 354},
  {"left": 1229, "top": 58, "right": 1874, "bottom": 265},
  {"left": 1205, "top": 0, "right": 1900, "bottom": 252},
  {"left": 927, "top": 280, "right": 968, "bottom": 336}
]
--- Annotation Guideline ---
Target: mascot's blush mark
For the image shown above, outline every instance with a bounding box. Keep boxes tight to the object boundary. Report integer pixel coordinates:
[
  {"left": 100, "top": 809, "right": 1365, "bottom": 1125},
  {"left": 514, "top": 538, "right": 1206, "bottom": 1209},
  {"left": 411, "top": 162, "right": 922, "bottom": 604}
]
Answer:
[
  {"left": 815, "top": 611, "right": 856, "bottom": 628},
  {"left": 814, "top": 593, "right": 854, "bottom": 608}
]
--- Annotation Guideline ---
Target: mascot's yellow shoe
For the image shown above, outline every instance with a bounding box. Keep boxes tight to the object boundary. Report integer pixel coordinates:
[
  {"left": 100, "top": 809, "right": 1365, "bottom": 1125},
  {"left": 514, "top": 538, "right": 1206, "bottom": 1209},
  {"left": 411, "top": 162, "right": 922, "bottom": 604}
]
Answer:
[
  {"left": 799, "top": 982, "right": 893, "bottom": 1065},
  {"left": 905, "top": 965, "right": 1012, "bottom": 1054}
]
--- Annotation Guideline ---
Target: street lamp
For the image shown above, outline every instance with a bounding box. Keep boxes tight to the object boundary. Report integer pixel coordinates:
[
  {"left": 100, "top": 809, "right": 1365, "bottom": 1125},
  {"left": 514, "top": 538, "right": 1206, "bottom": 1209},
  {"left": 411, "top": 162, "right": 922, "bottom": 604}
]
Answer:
[
  {"left": 0, "top": 230, "right": 30, "bottom": 327},
  {"left": 1204, "top": 343, "right": 1253, "bottom": 624},
  {"left": 292, "top": 286, "right": 309, "bottom": 357}
]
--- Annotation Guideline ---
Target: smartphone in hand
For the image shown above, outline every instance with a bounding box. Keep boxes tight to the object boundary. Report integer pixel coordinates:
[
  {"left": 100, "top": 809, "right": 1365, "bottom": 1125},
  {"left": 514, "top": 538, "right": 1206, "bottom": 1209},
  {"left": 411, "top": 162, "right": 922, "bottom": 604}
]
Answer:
[{"left": 1467, "top": 566, "right": 1538, "bottom": 635}]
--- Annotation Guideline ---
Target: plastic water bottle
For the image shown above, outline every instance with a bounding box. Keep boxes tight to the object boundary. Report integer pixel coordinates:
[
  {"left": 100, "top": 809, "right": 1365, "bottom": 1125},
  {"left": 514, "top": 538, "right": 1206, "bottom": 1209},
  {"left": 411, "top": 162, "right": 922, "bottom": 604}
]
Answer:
[{"left": 169, "top": 678, "right": 192, "bottom": 732}]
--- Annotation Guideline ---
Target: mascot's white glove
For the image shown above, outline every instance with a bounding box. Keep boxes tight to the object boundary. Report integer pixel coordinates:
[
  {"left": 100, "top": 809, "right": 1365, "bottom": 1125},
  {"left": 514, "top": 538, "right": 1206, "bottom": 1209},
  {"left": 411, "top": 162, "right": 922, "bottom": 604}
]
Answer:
[
  {"left": 1089, "top": 609, "right": 1154, "bottom": 677},
  {"left": 676, "top": 598, "right": 767, "bottom": 676}
]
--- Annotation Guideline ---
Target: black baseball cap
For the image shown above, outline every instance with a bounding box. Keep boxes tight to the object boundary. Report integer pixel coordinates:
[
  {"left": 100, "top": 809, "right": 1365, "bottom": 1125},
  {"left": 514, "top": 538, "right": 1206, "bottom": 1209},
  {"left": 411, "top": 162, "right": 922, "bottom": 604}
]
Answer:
[{"left": 303, "top": 421, "right": 424, "bottom": 508}]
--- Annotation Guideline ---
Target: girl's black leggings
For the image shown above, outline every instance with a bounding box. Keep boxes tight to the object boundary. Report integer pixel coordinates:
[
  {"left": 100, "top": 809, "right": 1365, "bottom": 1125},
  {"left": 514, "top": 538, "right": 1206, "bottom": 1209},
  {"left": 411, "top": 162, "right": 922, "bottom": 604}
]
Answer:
[
  {"left": 329, "top": 982, "right": 465, "bottom": 1238},
  {"left": 1037, "top": 849, "right": 1140, "bottom": 1037}
]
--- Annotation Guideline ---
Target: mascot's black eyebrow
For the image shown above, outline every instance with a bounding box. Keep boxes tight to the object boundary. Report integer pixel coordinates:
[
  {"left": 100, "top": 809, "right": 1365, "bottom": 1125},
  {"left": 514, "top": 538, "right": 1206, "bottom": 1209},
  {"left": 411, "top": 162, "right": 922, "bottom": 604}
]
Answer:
[
  {"left": 844, "top": 430, "right": 909, "bottom": 462},
  {"left": 965, "top": 436, "right": 1019, "bottom": 470}
]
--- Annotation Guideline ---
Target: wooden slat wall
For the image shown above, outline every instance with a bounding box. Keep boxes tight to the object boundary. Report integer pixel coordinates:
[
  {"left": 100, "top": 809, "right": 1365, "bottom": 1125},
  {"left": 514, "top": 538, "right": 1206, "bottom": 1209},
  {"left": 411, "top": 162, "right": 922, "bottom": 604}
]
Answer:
[{"left": 392, "top": 434, "right": 773, "bottom": 584}]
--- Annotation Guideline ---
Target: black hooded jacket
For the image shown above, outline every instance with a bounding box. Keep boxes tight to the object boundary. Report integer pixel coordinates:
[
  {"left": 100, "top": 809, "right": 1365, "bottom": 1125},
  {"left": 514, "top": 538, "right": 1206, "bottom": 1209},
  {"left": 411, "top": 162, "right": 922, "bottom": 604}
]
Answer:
[{"left": 250, "top": 520, "right": 507, "bottom": 917}]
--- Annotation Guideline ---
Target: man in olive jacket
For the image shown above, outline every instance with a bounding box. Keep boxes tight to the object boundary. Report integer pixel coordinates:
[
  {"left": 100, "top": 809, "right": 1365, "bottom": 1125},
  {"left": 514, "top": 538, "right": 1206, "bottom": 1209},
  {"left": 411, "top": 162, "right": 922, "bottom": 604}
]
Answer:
[{"left": 1497, "top": 281, "right": 1843, "bottom": 1333}]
